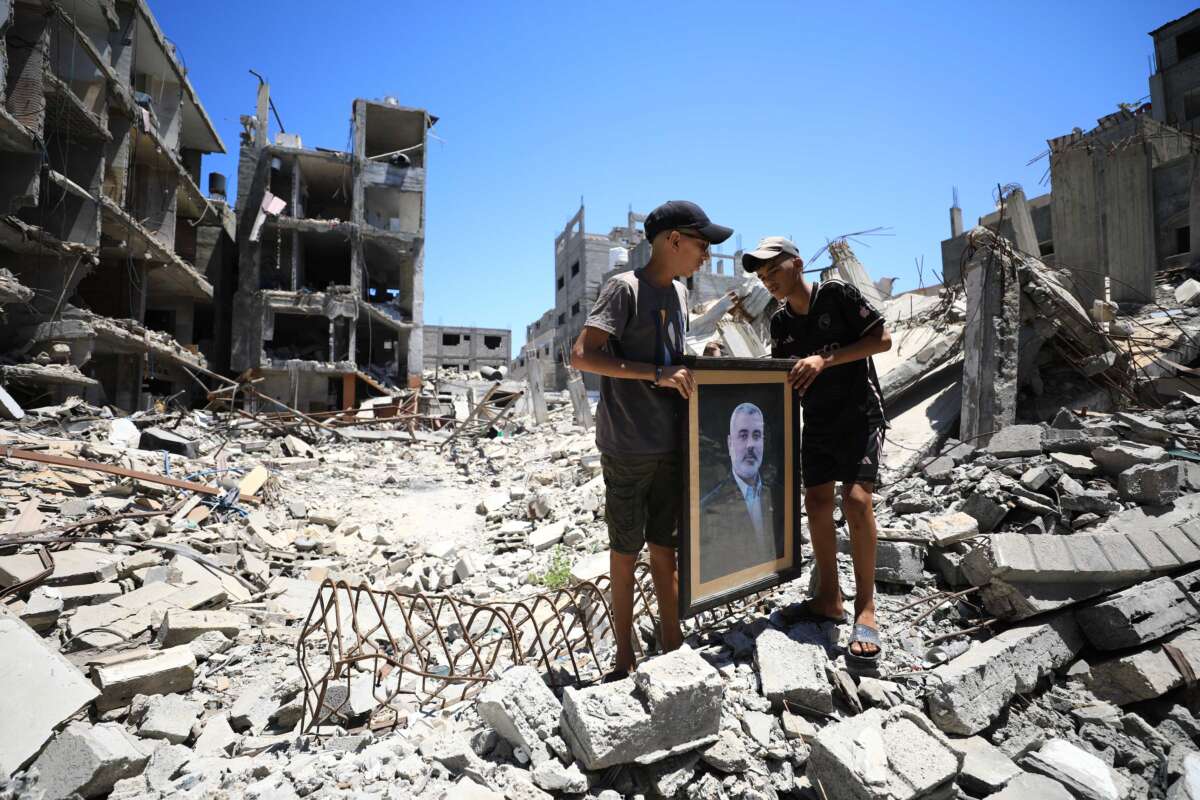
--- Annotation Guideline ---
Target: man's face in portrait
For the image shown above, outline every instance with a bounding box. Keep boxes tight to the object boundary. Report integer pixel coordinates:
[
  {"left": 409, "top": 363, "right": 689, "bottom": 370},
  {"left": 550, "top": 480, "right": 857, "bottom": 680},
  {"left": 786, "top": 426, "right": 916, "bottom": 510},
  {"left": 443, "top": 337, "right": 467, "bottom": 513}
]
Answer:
[{"left": 727, "top": 404, "right": 764, "bottom": 484}]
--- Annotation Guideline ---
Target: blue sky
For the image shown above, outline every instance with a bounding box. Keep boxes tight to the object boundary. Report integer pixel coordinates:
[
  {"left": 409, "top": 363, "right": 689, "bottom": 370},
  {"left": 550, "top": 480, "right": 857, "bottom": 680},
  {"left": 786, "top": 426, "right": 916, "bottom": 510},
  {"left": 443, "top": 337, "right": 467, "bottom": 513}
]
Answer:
[{"left": 157, "top": 1, "right": 1195, "bottom": 348}]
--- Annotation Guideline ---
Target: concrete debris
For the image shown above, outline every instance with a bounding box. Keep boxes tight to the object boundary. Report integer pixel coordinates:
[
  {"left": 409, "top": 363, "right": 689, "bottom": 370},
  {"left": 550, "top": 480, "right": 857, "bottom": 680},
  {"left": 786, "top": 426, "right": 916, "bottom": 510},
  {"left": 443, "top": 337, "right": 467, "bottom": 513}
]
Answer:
[
  {"left": 92, "top": 646, "right": 198, "bottom": 712},
  {"left": 1074, "top": 572, "right": 1200, "bottom": 650},
  {"left": 753, "top": 628, "right": 832, "bottom": 713},
  {"left": 1024, "top": 738, "right": 1132, "bottom": 800},
  {"left": 808, "top": 706, "right": 961, "bottom": 800},
  {"left": 476, "top": 665, "right": 562, "bottom": 766},
  {"left": 560, "top": 646, "right": 723, "bottom": 769},
  {"left": 29, "top": 722, "right": 149, "bottom": 800},
  {"left": 0, "top": 615, "right": 100, "bottom": 776},
  {"left": 1, "top": 174, "right": 1199, "bottom": 800},
  {"left": 925, "top": 614, "right": 1082, "bottom": 735}
]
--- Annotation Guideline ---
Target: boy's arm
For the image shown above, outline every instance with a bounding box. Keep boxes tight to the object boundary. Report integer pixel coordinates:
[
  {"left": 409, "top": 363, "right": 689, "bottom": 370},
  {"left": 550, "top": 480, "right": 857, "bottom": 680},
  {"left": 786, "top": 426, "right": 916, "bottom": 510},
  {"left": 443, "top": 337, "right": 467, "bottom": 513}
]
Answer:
[{"left": 571, "top": 326, "right": 696, "bottom": 398}]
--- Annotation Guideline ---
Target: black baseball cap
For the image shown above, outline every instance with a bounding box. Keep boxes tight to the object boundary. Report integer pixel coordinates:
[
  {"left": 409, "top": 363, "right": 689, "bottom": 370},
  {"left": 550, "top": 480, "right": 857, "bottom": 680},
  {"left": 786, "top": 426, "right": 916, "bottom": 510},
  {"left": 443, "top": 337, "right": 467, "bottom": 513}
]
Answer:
[{"left": 644, "top": 200, "right": 733, "bottom": 245}]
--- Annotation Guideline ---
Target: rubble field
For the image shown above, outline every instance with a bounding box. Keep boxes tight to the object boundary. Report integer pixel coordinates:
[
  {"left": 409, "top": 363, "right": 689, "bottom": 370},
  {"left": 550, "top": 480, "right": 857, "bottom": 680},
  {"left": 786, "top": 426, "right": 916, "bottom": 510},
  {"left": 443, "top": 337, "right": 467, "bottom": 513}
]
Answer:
[{"left": 2, "top": 234, "right": 1200, "bottom": 800}]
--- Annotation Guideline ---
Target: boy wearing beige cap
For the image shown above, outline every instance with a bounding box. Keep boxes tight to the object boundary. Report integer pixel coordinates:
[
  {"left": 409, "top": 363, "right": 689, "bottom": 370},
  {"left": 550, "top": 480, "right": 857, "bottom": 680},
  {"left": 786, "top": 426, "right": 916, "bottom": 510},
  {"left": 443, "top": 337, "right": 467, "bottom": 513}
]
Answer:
[{"left": 743, "top": 236, "right": 892, "bottom": 667}]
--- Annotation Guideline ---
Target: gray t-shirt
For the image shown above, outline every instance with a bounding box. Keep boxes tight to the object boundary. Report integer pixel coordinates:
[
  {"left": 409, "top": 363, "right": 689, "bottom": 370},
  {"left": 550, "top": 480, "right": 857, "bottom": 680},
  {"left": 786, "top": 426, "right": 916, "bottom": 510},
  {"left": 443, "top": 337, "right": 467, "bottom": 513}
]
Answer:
[{"left": 584, "top": 270, "right": 689, "bottom": 457}]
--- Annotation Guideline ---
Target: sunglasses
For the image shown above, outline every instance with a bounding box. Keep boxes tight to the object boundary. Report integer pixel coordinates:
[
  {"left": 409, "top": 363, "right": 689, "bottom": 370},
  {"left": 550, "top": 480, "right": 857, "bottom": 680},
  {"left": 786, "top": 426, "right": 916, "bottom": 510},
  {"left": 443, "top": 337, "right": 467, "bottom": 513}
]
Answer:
[{"left": 674, "top": 229, "right": 711, "bottom": 256}]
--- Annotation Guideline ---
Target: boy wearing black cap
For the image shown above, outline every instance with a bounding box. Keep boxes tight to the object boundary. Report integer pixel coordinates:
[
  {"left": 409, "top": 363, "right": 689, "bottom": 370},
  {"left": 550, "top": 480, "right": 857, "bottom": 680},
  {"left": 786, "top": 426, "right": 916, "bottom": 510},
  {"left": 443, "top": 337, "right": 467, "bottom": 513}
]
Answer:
[
  {"left": 742, "top": 237, "right": 892, "bottom": 667},
  {"left": 572, "top": 200, "right": 733, "bottom": 679}
]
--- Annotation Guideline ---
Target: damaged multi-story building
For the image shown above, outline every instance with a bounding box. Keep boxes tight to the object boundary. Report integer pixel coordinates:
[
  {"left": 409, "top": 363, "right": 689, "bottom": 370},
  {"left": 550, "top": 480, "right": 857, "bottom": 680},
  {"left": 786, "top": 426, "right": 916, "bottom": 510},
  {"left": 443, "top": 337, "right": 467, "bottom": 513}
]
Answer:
[
  {"left": 513, "top": 203, "right": 745, "bottom": 389},
  {"left": 941, "top": 8, "right": 1200, "bottom": 307},
  {"left": 0, "top": 0, "right": 233, "bottom": 410},
  {"left": 230, "top": 83, "right": 434, "bottom": 411},
  {"left": 423, "top": 325, "right": 510, "bottom": 374}
]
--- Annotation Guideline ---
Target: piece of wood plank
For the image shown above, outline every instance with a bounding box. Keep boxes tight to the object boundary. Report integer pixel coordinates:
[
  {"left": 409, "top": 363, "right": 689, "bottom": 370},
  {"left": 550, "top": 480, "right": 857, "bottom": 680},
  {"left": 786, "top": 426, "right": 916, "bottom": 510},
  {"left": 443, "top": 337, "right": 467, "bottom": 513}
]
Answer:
[{"left": 237, "top": 465, "right": 269, "bottom": 497}]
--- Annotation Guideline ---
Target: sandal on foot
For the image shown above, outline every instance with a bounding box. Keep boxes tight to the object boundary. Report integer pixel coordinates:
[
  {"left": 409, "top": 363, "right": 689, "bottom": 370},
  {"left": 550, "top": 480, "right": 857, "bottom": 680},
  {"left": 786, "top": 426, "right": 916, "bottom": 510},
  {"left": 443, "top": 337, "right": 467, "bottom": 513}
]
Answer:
[
  {"left": 601, "top": 668, "right": 630, "bottom": 684},
  {"left": 783, "top": 599, "right": 850, "bottom": 626},
  {"left": 845, "top": 623, "right": 882, "bottom": 669}
]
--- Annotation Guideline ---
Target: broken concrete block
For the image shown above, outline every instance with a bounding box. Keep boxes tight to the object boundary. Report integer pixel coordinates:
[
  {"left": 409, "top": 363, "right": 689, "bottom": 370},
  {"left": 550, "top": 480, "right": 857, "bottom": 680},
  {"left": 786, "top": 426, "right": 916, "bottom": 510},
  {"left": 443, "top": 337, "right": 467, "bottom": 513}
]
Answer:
[
  {"left": 107, "top": 418, "right": 140, "bottom": 448},
  {"left": 1049, "top": 452, "right": 1100, "bottom": 476},
  {"left": 476, "top": 492, "right": 509, "bottom": 516},
  {"left": 1092, "top": 443, "right": 1167, "bottom": 476},
  {"left": 0, "top": 614, "right": 101, "bottom": 776},
  {"left": 419, "top": 733, "right": 482, "bottom": 774},
  {"left": 986, "top": 424, "right": 1044, "bottom": 458},
  {"left": 1021, "top": 465, "right": 1055, "bottom": 491},
  {"left": 191, "top": 713, "right": 238, "bottom": 755},
  {"left": 1175, "top": 278, "right": 1200, "bottom": 307},
  {"left": 57, "top": 582, "right": 123, "bottom": 609},
  {"left": 1041, "top": 427, "right": 1119, "bottom": 456},
  {"left": 531, "top": 759, "right": 587, "bottom": 793},
  {"left": 961, "top": 489, "right": 1009, "bottom": 533},
  {"left": 753, "top": 628, "right": 832, "bottom": 713},
  {"left": 157, "top": 609, "right": 244, "bottom": 646},
  {"left": 808, "top": 706, "right": 961, "bottom": 800},
  {"left": 924, "top": 511, "right": 979, "bottom": 547},
  {"left": 953, "top": 735, "right": 1023, "bottom": 795},
  {"left": 92, "top": 646, "right": 197, "bottom": 711},
  {"left": 1118, "top": 462, "right": 1181, "bottom": 505},
  {"left": 701, "top": 728, "right": 753, "bottom": 772},
  {"left": 991, "top": 771, "right": 1076, "bottom": 800},
  {"left": 476, "top": 665, "right": 562, "bottom": 766},
  {"left": 1081, "top": 629, "right": 1200, "bottom": 706},
  {"left": 1075, "top": 575, "right": 1199, "bottom": 650},
  {"left": 528, "top": 521, "right": 567, "bottom": 551},
  {"left": 1116, "top": 412, "right": 1174, "bottom": 444},
  {"left": 455, "top": 552, "right": 486, "bottom": 581},
  {"left": 569, "top": 551, "right": 609, "bottom": 585},
  {"left": 560, "top": 646, "right": 722, "bottom": 769},
  {"left": 1170, "top": 752, "right": 1200, "bottom": 800},
  {"left": 1023, "top": 738, "right": 1131, "bottom": 800},
  {"left": 960, "top": 526, "right": 1200, "bottom": 589},
  {"left": 134, "top": 693, "right": 202, "bottom": 744},
  {"left": 30, "top": 721, "right": 150, "bottom": 800},
  {"left": 138, "top": 427, "right": 198, "bottom": 459},
  {"left": 228, "top": 682, "right": 279, "bottom": 733},
  {"left": 875, "top": 541, "right": 926, "bottom": 585},
  {"left": 0, "top": 547, "right": 119, "bottom": 589},
  {"left": 20, "top": 586, "right": 64, "bottom": 632},
  {"left": 0, "top": 384, "right": 24, "bottom": 420},
  {"left": 925, "top": 614, "right": 1082, "bottom": 735}
]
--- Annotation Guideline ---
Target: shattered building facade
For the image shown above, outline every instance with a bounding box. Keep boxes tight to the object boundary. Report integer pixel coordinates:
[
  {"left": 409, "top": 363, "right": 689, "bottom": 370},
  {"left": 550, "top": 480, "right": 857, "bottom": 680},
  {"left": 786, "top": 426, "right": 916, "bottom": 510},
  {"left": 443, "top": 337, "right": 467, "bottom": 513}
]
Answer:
[
  {"left": 514, "top": 203, "right": 746, "bottom": 389},
  {"left": 0, "top": 0, "right": 232, "bottom": 410},
  {"left": 231, "top": 84, "right": 433, "bottom": 412},
  {"left": 423, "top": 324, "right": 510, "bottom": 374},
  {"left": 941, "top": 9, "right": 1200, "bottom": 308}
]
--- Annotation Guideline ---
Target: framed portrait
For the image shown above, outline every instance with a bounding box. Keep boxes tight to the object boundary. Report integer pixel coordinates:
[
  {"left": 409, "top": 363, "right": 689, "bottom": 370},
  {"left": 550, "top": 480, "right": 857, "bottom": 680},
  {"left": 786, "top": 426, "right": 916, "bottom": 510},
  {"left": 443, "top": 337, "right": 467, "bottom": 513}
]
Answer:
[{"left": 678, "top": 357, "right": 802, "bottom": 618}]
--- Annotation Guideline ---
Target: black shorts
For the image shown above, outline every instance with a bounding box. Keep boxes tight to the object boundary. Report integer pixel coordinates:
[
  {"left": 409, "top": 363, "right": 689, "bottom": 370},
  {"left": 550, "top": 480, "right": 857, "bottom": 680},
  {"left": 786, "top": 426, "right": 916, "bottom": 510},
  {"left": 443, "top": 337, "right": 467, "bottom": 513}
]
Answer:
[
  {"left": 801, "top": 413, "right": 884, "bottom": 488},
  {"left": 600, "top": 453, "right": 681, "bottom": 554}
]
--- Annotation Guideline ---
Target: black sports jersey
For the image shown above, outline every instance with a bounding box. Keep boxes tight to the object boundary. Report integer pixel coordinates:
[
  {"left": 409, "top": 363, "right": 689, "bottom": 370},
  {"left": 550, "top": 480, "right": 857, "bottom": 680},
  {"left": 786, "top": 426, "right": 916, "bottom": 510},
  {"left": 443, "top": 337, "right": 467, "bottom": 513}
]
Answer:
[{"left": 769, "top": 279, "right": 886, "bottom": 426}]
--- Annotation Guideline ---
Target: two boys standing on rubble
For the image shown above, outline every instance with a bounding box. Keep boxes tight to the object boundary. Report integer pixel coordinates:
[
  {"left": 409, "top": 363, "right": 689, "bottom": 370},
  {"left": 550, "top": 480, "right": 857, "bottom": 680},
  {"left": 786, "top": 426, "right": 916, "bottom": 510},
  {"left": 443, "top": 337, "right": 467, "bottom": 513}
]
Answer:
[{"left": 572, "top": 201, "right": 890, "bottom": 677}]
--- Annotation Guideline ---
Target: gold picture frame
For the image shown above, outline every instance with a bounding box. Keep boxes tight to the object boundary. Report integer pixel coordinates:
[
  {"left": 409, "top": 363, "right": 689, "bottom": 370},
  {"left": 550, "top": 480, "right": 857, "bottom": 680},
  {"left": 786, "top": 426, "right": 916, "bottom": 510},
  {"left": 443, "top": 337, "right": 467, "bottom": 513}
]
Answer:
[{"left": 679, "top": 357, "right": 801, "bottom": 618}]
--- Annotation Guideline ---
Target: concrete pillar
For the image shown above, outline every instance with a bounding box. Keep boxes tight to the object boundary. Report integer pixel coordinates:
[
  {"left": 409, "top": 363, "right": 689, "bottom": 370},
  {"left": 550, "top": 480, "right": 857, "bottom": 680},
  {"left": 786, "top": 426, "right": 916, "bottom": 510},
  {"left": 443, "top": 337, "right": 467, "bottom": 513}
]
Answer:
[
  {"left": 1050, "top": 147, "right": 1105, "bottom": 307},
  {"left": 525, "top": 354, "right": 548, "bottom": 425},
  {"left": 1102, "top": 139, "right": 1156, "bottom": 303},
  {"left": 1005, "top": 189, "right": 1039, "bottom": 256},
  {"left": 254, "top": 81, "right": 269, "bottom": 148},
  {"left": 959, "top": 238, "right": 1020, "bottom": 447},
  {"left": 567, "top": 373, "right": 593, "bottom": 429},
  {"left": 1187, "top": 155, "right": 1200, "bottom": 259},
  {"left": 950, "top": 206, "right": 963, "bottom": 238}
]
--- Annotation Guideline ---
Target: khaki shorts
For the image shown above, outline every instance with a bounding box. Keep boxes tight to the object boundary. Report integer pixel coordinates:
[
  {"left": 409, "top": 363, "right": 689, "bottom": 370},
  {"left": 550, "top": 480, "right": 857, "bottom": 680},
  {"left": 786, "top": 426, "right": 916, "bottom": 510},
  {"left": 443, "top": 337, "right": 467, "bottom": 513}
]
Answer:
[{"left": 601, "top": 453, "right": 681, "bottom": 555}]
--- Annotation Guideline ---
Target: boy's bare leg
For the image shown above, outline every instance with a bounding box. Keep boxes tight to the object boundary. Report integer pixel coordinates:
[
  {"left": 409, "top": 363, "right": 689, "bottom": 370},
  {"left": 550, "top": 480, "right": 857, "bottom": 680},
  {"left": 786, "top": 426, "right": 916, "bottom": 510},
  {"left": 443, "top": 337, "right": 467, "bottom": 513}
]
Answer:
[
  {"left": 647, "top": 543, "right": 682, "bottom": 652},
  {"left": 804, "top": 481, "right": 844, "bottom": 617},
  {"left": 842, "top": 481, "right": 878, "bottom": 656},
  {"left": 610, "top": 550, "right": 638, "bottom": 674}
]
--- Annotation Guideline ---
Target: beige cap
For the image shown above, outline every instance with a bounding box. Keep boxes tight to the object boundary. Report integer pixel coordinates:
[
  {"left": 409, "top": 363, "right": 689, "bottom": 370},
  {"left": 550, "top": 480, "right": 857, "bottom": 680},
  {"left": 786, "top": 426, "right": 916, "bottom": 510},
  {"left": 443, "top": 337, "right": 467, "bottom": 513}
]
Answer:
[{"left": 741, "top": 236, "right": 800, "bottom": 272}]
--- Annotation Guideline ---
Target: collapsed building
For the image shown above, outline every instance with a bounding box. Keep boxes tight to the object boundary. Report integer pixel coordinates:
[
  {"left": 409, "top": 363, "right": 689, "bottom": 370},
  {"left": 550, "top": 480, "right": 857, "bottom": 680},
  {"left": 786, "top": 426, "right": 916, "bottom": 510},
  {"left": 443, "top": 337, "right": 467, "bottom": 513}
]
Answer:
[
  {"left": 941, "top": 8, "right": 1200, "bottom": 308},
  {"left": 0, "top": 0, "right": 233, "bottom": 410},
  {"left": 513, "top": 203, "right": 745, "bottom": 389},
  {"left": 230, "top": 83, "right": 434, "bottom": 412},
  {"left": 423, "top": 325, "right": 511, "bottom": 374}
]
